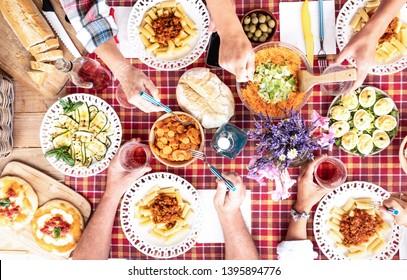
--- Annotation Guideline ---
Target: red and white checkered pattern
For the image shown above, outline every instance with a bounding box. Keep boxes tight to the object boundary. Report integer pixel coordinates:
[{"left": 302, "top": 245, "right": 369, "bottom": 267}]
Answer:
[{"left": 65, "top": 0, "right": 406, "bottom": 260}]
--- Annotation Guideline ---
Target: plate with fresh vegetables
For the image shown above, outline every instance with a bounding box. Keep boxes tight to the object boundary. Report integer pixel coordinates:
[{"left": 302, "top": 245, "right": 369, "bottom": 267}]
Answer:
[
  {"left": 328, "top": 86, "right": 399, "bottom": 157},
  {"left": 40, "top": 94, "right": 122, "bottom": 177}
]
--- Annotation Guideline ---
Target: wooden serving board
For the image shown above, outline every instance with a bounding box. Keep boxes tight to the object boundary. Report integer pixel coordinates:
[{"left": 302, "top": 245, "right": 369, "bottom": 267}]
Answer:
[
  {"left": 0, "top": 0, "right": 87, "bottom": 97},
  {"left": 0, "top": 161, "right": 91, "bottom": 260}
]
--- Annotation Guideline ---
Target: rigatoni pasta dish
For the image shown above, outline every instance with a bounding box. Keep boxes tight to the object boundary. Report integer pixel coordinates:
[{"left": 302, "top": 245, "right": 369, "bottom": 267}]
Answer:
[
  {"left": 349, "top": 0, "right": 407, "bottom": 63},
  {"left": 134, "top": 186, "right": 193, "bottom": 243},
  {"left": 327, "top": 197, "right": 390, "bottom": 258},
  {"left": 138, "top": 0, "right": 198, "bottom": 58}
]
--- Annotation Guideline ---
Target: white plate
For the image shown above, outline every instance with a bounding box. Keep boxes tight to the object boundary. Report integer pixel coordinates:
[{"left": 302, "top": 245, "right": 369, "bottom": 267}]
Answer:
[
  {"left": 328, "top": 85, "right": 399, "bottom": 156},
  {"left": 40, "top": 94, "right": 122, "bottom": 177},
  {"left": 336, "top": 0, "right": 407, "bottom": 75},
  {"left": 399, "top": 135, "right": 407, "bottom": 174},
  {"left": 120, "top": 172, "right": 203, "bottom": 258},
  {"left": 314, "top": 181, "right": 400, "bottom": 260},
  {"left": 127, "top": 0, "right": 210, "bottom": 70}
]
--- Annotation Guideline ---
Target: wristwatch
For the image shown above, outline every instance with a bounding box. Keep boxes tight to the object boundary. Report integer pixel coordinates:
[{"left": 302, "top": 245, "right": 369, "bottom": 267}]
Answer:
[{"left": 290, "top": 208, "right": 310, "bottom": 221}]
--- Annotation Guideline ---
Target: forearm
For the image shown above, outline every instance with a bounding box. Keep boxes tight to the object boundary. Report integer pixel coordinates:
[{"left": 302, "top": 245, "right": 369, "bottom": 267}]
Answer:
[
  {"left": 206, "top": 0, "right": 242, "bottom": 37},
  {"left": 360, "top": 0, "right": 405, "bottom": 40},
  {"left": 218, "top": 211, "right": 259, "bottom": 260},
  {"left": 71, "top": 193, "right": 121, "bottom": 260},
  {"left": 94, "top": 38, "right": 130, "bottom": 78},
  {"left": 285, "top": 202, "right": 311, "bottom": 241}
]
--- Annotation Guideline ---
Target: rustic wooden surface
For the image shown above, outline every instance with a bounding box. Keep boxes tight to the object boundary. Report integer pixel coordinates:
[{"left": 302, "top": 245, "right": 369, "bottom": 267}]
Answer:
[
  {"left": 0, "top": 162, "right": 91, "bottom": 259},
  {"left": 0, "top": 0, "right": 87, "bottom": 97}
]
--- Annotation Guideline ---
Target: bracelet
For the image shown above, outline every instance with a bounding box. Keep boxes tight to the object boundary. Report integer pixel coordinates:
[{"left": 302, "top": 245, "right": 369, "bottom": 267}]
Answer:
[{"left": 290, "top": 208, "right": 310, "bottom": 221}]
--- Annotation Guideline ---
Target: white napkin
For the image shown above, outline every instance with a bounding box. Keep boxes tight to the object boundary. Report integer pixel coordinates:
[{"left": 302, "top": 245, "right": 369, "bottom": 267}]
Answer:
[
  {"left": 399, "top": 226, "right": 407, "bottom": 260},
  {"left": 279, "top": 0, "right": 337, "bottom": 55},
  {"left": 114, "top": 7, "right": 138, "bottom": 58},
  {"left": 196, "top": 189, "right": 251, "bottom": 243}
]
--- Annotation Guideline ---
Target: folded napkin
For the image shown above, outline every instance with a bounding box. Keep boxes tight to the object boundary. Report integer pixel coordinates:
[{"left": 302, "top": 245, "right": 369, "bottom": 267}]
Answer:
[
  {"left": 399, "top": 226, "right": 407, "bottom": 260},
  {"left": 279, "top": 0, "right": 337, "bottom": 55},
  {"left": 197, "top": 189, "right": 251, "bottom": 243},
  {"left": 114, "top": 6, "right": 138, "bottom": 58}
]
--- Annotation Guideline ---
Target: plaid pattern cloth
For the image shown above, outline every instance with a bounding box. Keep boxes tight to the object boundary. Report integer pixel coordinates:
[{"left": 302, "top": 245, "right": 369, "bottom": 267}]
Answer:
[
  {"left": 60, "top": 0, "right": 118, "bottom": 52},
  {"left": 65, "top": 0, "right": 406, "bottom": 260}
]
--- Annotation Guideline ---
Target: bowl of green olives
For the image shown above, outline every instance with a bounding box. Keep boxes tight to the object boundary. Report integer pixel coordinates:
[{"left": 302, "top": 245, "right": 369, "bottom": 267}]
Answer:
[{"left": 241, "top": 9, "right": 277, "bottom": 45}]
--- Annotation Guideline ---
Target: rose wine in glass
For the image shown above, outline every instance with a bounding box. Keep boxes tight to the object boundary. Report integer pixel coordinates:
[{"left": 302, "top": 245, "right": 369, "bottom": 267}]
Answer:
[
  {"left": 115, "top": 84, "right": 136, "bottom": 108},
  {"left": 119, "top": 141, "right": 151, "bottom": 171},
  {"left": 314, "top": 157, "right": 347, "bottom": 189}
]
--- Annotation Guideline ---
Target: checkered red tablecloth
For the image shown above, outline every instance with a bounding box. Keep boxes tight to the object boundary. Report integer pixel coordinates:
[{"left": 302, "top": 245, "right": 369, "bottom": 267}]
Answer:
[{"left": 65, "top": 0, "right": 407, "bottom": 260}]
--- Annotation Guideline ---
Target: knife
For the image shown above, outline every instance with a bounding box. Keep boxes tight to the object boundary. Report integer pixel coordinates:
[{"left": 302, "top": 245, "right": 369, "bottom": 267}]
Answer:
[
  {"left": 42, "top": 0, "right": 81, "bottom": 58},
  {"left": 301, "top": 0, "right": 314, "bottom": 65}
]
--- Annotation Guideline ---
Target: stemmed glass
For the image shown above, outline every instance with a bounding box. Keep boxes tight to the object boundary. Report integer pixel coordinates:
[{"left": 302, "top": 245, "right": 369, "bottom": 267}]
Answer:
[{"left": 115, "top": 84, "right": 136, "bottom": 109}]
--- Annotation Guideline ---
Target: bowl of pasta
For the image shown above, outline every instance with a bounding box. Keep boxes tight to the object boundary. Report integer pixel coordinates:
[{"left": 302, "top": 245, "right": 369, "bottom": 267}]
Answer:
[
  {"left": 127, "top": 0, "right": 211, "bottom": 70},
  {"left": 120, "top": 172, "right": 203, "bottom": 258},
  {"left": 314, "top": 181, "right": 400, "bottom": 260}
]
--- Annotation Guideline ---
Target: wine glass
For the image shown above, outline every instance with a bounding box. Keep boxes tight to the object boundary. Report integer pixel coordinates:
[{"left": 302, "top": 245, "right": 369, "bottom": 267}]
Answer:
[{"left": 115, "top": 84, "right": 136, "bottom": 109}]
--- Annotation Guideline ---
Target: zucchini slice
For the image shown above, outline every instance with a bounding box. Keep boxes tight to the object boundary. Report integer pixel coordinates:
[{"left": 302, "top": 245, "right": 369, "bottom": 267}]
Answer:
[
  {"left": 52, "top": 131, "right": 73, "bottom": 148},
  {"left": 77, "top": 102, "right": 90, "bottom": 131},
  {"left": 95, "top": 132, "right": 107, "bottom": 144},
  {"left": 59, "top": 114, "right": 79, "bottom": 132},
  {"left": 71, "top": 141, "right": 83, "bottom": 166},
  {"left": 86, "top": 139, "right": 107, "bottom": 161},
  {"left": 89, "top": 111, "right": 107, "bottom": 135},
  {"left": 72, "top": 131, "right": 94, "bottom": 143},
  {"left": 51, "top": 127, "right": 68, "bottom": 139},
  {"left": 88, "top": 105, "right": 98, "bottom": 121}
]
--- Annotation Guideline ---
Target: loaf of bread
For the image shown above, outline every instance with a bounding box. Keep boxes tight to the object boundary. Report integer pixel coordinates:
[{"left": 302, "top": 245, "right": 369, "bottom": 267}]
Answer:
[
  {"left": 176, "top": 68, "right": 235, "bottom": 129},
  {"left": 0, "top": 0, "right": 54, "bottom": 50},
  {"left": 29, "top": 38, "right": 60, "bottom": 56}
]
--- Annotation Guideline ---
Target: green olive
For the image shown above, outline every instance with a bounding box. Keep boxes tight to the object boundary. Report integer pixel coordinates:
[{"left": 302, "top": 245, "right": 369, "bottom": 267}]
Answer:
[
  {"left": 259, "top": 35, "right": 268, "bottom": 43},
  {"left": 252, "top": 36, "right": 259, "bottom": 42},
  {"left": 267, "top": 27, "right": 273, "bottom": 33},
  {"left": 266, "top": 15, "right": 271, "bottom": 21},
  {"left": 244, "top": 16, "right": 251, "bottom": 25},
  {"left": 247, "top": 32, "right": 254, "bottom": 39},
  {"left": 268, "top": 19, "right": 276, "bottom": 28},
  {"left": 259, "top": 14, "right": 266, "bottom": 23},
  {"left": 244, "top": 25, "right": 250, "bottom": 32},
  {"left": 259, "top": 23, "right": 268, "bottom": 32},
  {"left": 251, "top": 16, "right": 259, "bottom": 24},
  {"left": 249, "top": 24, "right": 256, "bottom": 33},
  {"left": 251, "top": 12, "right": 257, "bottom": 18},
  {"left": 254, "top": 29, "right": 262, "bottom": 38}
]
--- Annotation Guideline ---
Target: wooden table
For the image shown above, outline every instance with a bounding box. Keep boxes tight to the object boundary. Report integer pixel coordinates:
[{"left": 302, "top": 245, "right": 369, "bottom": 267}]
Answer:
[{"left": 0, "top": 81, "right": 66, "bottom": 182}]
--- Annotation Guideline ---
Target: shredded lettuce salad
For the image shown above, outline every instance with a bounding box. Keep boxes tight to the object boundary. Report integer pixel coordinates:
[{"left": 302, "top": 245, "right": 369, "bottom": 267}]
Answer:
[{"left": 253, "top": 62, "right": 297, "bottom": 104}]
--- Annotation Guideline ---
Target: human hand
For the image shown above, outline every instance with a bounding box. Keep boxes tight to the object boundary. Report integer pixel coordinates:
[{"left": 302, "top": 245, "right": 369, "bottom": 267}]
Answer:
[
  {"left": 218, "top": 26, "right": 255, "bottom": 82},
  {"left": 115, "top": 64, "right": 163, "bottom": 113},
  {"left": 295, "top": 154, "right": 330, "bottom": 212},
  {"left": 106, "top": 138, "right": 151, "bottom": 198},
  {"left": 335, "top": 29, "right": 378, "bottom": 93},
  {"left": 381, "top": 192, "right": 407, "bottom": 227},
  {"left": 213, "top": 172, "right": 246, "bottom": 216}
]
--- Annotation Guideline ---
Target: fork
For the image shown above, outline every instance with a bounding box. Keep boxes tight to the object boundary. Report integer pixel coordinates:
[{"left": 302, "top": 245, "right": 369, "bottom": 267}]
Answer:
[
  {"left": 189, "top": 150, "right": 236, "bottom": 192},
  {"left": 317, "top": 0, "right": 328, "bottom": 73},
  {"left": 140, "top": 91, "right": 192, "bottom": 126},
  {"left": 369, "top": 201, "right": 399, "bottom": 216}
]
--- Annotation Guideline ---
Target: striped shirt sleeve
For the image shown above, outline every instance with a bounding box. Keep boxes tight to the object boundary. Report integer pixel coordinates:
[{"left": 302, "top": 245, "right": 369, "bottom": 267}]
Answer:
[{"left": 59, "top": 0, "right": 118, "bottom": 53}]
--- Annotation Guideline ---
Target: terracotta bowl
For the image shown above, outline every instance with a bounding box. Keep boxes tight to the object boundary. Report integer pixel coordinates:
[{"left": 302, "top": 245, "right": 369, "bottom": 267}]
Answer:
[
  {"left": 241, "top": 8, "right": 278, "bottom": 46},
  {"left": 149, "top": 111, "right": 205, "bottom": 168}
]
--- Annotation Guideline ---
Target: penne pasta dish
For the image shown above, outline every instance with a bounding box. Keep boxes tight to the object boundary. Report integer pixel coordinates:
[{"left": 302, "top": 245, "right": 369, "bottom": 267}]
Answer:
[
  {"left": 326, "top": 197, "right": 391, "bottom": 258},
  {"left": 138, "top": 0, "right": 198, "bottom": 59},
  {"left": 134, "top": 185, "right": 193, "bottom": 243},
  {"left": 349, "top": 0, "right": 407, "bottom": 63}
]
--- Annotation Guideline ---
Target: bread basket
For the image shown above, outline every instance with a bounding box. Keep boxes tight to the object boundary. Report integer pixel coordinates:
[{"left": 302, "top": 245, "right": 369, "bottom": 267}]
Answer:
[{"left": 0, "top": 72, "right": 14, "bottom": 158}]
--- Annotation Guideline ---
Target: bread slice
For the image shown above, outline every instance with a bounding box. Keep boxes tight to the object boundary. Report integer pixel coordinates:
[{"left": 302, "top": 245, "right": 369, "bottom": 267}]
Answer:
[
  {"left": 27, "top": 71, "right": 47, "bottom": 86},
  {"left": 30, "top": 61, "right": 56, "bottom": 73},
  {"left": 0, "top": 0, "right": 54, "bottom": 50},
  {"left": 34, "top": 50, "right": 63, "bottom": 62},
  {"left": 29, "top": 38, "right": 60, "bottom": 56}
]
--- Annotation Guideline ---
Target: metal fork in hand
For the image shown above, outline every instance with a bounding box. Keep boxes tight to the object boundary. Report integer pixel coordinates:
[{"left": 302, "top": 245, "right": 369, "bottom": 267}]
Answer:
[
  {"left": 369, "top": 201, "right": 399, "bottom": 216},
  {"left": 189, "top": 150, "right": 236, "bottom": 192},
  {"left": 140, "top": 91, "right": 192, "bottom": 126},
  {"left": 317, "top": 0, "right": 328, "bottom": 73}
]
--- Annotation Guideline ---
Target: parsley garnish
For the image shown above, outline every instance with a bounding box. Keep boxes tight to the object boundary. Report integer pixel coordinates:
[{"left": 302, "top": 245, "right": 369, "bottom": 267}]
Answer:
[
  {"left": 53, "top": 227, "right": 61, "bottom": 239},
  {"left": 59, "top": 98, "right": 84, "bottom": 114},
  {"left": 45, "top": 146, "right": 75, "bottom": 166},
  {"left": 0, "top": 198, "right": 10, "bottom": 208}
]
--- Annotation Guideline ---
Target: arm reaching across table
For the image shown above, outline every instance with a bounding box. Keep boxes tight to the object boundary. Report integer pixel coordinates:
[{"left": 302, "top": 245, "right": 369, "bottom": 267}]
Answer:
[
  {"left": 336, "top": 0, "right": 406, "bottom": 93},
  {"left": 59, "top": 0, "right": 162, "bottom": 113}
]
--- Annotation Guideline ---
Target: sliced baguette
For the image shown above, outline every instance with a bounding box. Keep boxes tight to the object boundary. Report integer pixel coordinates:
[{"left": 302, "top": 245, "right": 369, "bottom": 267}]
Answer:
[
  {"left": 29, "top": 38, "right": 60, "bottom": 56},
  {"left": 30, "top": 61, "right": 56, "bottom": 73},
  {"left": 34, "top": 50, "right": 63, "bottom": 62},
  {"left": 27, "top": 71, "right": 47, "bottom": 86}
]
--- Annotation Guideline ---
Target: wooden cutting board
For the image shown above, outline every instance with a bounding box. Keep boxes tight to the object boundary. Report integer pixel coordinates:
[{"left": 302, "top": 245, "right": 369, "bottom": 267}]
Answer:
[
  {"left": 0, "top": 161, "right": 91, "bottom": 259},
  {"left": 0, "top": 0, "right": 88, "bottom": 97}
]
